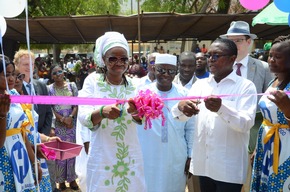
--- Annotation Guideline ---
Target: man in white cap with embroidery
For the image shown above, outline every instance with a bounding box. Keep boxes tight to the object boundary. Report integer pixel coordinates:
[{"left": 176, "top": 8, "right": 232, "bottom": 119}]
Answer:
[
  {"left": 137, "top": 54, "right": 195, "bottom": 192},
  {"left": 220, "top": 21, "right": 273, "bottom": 191}
]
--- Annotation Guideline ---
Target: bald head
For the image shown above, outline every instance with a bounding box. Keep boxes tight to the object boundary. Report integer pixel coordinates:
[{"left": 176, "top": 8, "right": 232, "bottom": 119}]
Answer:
[
  {"left": 178, "top": 51, "right": 196, "bottom": 82},
  {"left": 179, "top": 51, "right": 195, "bottom": 62}
]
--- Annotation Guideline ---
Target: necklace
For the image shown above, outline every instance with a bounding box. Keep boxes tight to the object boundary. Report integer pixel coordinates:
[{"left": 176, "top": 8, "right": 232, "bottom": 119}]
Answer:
[
  {"left": 53, "top": 83, "right": 68, "bottom": 96},
  {"left": 106, "top": 77, "right": 123, "bottom": 85},
  {"left": 54, "top": 81, "right": 65, "bottom": 88}
]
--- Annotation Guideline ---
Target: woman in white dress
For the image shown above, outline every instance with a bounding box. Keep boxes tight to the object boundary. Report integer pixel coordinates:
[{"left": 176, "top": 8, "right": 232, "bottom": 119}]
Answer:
[{"left": 77, "top": 32, "right": 147, "bottom": 192}]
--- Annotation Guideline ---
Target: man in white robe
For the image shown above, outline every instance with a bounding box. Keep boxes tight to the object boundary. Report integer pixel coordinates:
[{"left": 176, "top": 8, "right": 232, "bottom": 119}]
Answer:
[{"left": 137, "top": 54, "right": 195, "bottom": 192}]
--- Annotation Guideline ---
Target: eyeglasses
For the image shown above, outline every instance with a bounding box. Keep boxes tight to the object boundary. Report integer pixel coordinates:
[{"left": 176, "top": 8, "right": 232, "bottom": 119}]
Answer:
[
  {"left": 156, "top": 67, "right": 177, "bottom": 75},
  {"left": 228, "top": 39, "right": 247, "bottom": 43},
  {"left": 16, "top": 73, "right": 25, "bottom": 81},
  {"left": 106, "top": 57, "right": 129, "bottom": 65},
  {"left": 205, "top": 54, "right": 229, "bottom": 61},
  {"left": 52, "top": 70, "right": 63, "bottom": 76},
  {"left": 149, "top": 61, "right": 155, "bottom": 65}
]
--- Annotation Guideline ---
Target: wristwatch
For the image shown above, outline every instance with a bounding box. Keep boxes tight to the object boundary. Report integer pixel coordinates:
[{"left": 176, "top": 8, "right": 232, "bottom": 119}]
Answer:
[{"left": 69, "top": 114, "right": 74, "bottom": 119}]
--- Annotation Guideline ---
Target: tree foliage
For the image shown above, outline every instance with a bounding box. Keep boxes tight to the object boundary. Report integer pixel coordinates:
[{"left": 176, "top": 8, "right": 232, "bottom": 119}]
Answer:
[
  {"left": 18, "top": 0, "right": 123, "bottom": 56},
  {"left": 141, "top": 0, "right": 245, "bottom": 14},
  {"left": 26, "top": 0, "right": 121, "bottom": 17}
]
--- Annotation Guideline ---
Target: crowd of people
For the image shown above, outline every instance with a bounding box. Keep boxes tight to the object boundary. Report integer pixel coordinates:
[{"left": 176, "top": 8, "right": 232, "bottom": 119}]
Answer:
[{"left": 0, "top": 19, "right": 290, "bottom": 192}]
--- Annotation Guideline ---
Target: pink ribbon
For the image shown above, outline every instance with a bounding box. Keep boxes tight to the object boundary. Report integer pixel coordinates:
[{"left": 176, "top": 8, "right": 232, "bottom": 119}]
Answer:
[
  {"left": 11, "top": 92, "right": 290, "bottom": 106},
  {"left": 11, "top": 95, "right": 122, "bottom": 105},
  {"left": 133, "top": 89, "right": 165, "bottom": 129},
  {"left": 40, "top": 144, "right": 56, "bottom": 160},
  {"left": 9, "top": 91, "right": 290, "bottom": 131}
]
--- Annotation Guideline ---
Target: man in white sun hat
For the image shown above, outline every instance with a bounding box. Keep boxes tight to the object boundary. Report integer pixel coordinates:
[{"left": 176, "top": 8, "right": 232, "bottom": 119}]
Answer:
[
  {"left": 220, "top": 20, "right": 274, "bottom": 192},
  {"left": 137, "top": 53, "right": 195, "bottom": 192}
]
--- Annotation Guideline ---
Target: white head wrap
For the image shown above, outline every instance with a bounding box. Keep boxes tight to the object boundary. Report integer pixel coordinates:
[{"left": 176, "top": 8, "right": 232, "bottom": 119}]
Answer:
[
  {"left": 155, "top": 54, "right": 177, "bottom": 66},
  {"left": 94, "top": 31, "right": 129, "bottom": 68}
]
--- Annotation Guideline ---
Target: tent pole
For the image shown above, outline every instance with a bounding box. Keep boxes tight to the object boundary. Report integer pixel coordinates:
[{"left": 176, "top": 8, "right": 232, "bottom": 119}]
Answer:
[{"left": 137, "top": 0, "right": 141, "bottom": 64}]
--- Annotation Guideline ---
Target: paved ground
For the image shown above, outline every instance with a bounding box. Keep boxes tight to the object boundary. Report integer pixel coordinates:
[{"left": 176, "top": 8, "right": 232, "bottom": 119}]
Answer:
[
  {"left": 56, "top": 181, "right": 81, "bottom": 192},
  {"left": 56, "top": 180, "right": 189, "bottom": 192}
]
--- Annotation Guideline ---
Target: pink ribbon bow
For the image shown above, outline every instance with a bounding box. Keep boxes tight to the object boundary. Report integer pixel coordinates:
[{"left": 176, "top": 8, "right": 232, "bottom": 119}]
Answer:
[{"left": 133, "top": 89, "right": 166, "bottom": 129}]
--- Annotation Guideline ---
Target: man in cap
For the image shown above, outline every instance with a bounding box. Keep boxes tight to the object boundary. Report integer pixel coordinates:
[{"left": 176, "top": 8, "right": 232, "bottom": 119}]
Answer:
[
  {"left": 137, "top": 52, "right": 159, "bottom": 87},
  {"left": 220, "top": 21, "right": 273, "bottom": 191},
  {"left": 137, "top": 54, "right": 195, "bottom": 192}
]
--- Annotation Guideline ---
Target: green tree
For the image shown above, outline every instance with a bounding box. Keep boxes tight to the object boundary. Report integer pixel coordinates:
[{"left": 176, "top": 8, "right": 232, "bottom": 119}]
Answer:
[
  {"left": 141, "top": 0, "right": 245, "bottom": 14},
  {"left": 141, "top": 0, "right": 245, "bottom": 52},
  {"left": 27, "top": 0, "right": 121, "bottom": 16},
  {"left": 19, "top": 0, "right": 122, "bottom": 63}
]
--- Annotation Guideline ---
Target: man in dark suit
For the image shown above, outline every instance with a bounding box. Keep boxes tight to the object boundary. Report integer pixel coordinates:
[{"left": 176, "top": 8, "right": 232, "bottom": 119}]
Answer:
[
  {"left": 220, "top": 21, "right": 274, "bottom": 192},
  {"left": 13, "top": 50, "right": 59, "bottom": 192},
  {"left": 22, "top": 80, "right": 52, "bottom": 135}
]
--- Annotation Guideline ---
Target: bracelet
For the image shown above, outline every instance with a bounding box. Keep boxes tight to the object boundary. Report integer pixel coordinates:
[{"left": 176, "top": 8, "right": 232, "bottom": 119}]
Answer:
[
  {"left": 132, "top": 117, "right": 142, "bottom": 125},
  {"left": 46, "top": 137, "right": 50, "bottom": 142},
  {"left": 32, "top": 159, "right": 40, "bottom": 165},
  {"left": 99, "top": 106, "right": 106, "bottom": 118},
  {"left": 0, "top": 116, "right": 6, "bottom": 119},
  {"left": 131, "top": 113, "right": 140, "bottom": 117},
  {"left": 284, "top": 114, "right": 290, "bottom": 121}
]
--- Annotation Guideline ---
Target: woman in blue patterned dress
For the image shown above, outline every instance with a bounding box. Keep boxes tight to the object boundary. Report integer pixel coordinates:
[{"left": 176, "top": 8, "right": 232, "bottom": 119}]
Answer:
[
  {"left": 48, "top": 65, "right": 79, "bottom": 191},
  {"left": 14, "top": 66, "right": 53, "bottom": 192},
  {"left": 251, "top": 35, "right": 290, "bottom": 191},
  {"left": 0, "top": 54, "right": 39, "bottom": 191}
]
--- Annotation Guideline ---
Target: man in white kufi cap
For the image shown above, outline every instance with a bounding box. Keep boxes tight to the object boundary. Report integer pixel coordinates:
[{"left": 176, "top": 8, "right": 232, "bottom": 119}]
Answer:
[{"left": 137, "top": 53, "right": 195, "bottom": 192}]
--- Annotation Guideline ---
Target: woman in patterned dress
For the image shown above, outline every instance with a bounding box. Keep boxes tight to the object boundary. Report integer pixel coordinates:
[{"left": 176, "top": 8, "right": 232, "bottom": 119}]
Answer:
[
  {"left": 77, "top": 31, "right": 146, "bottom": 192},
  {"left": 14, "top": 66, "right": 59, "bottom": 192},
  {"left": 251, "top": 35, "right": 290, "bottom": 191},
  {"left": 0, "top": 54, "right": 40, "bottom": 192},
  {"left": 48, "top": 65, "right": 79, "bottom": 191}
]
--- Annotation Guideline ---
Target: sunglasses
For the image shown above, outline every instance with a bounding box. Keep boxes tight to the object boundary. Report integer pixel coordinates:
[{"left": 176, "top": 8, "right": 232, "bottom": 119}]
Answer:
[
  {"left": 16, "top": 73, "right": 25, "bottom": 81},
  {"left": 156, "top": 68, "right": 177, "bottom": 75},
  {"left": 205, "top": 54, "right": 229, "bottom": 61},
  {"left": 149, "top": 61, "right": 155, "bottom": 65},
  {"left": 106, "top": 57, "right": 129, "bottom": 64},
  {"left": 52, "top": 70, "right": 63, "bottom": 76}
]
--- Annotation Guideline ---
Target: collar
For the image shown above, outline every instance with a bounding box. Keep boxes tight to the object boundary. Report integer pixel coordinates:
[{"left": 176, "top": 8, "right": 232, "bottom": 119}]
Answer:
[
  {"left": 208, "top": 70, "right": 238, "bottom": 84},
  {"left": 235, "top": 55, "right": 249, "bottom": 68},
  {"left": 144, "top": 73, "right": 155, "bottom": 83},
  {"left": 174, "top": 73, "right": 196, "bottom": 85},
  {"left": 23, "top": 81, "right": 30, "bottom": 87}
]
